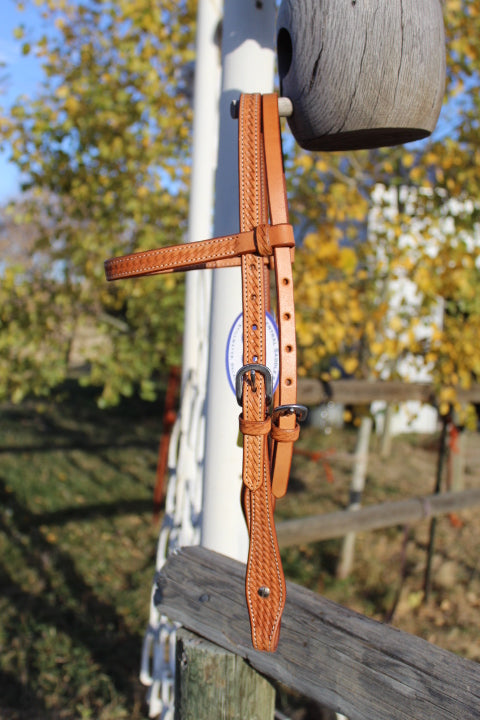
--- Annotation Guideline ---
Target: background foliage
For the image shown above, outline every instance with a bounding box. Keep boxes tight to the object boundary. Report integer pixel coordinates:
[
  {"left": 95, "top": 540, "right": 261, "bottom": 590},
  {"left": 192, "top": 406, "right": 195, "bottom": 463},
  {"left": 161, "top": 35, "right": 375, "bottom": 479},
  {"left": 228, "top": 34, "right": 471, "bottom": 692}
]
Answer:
[
  {"left": 288, "top": 0, "right": 480, "bottom": 418},
  {"left": 0, "top": 0, "right": 479, "bottom": 413},
  {"left": 1, "top": 0, "right": 197, "bottom": 406}
]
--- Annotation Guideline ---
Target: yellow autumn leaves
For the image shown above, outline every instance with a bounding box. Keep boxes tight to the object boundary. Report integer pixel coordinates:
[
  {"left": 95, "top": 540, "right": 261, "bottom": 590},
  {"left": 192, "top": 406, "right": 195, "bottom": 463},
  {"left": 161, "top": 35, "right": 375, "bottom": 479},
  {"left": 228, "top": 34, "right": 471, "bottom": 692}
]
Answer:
[
  {"left": 294, "top": 226, "right": 364, "bottom": 378},
  {"left": 0, "top": 0, "right": 197, "bottom": 405},
  {"left": 288, "top": 0, "right": 480, "bottom": 420},
  {"left": 1, "top": 0, "right": 480, "bottom": 418}
]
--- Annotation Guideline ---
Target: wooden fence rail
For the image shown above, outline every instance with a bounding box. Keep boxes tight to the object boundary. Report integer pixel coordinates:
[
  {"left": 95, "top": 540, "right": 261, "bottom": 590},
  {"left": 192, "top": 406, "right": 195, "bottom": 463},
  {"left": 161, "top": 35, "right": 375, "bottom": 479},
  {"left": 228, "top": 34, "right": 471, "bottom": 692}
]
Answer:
[
  {"left": 276, "top": 487, "right": 480, "bottom": 548},
  {"left": 297, "top": 378, "right": 480, "bottom": 406},
  {"left": 156, "top": 546, "right": 480, "bottom": 720}
]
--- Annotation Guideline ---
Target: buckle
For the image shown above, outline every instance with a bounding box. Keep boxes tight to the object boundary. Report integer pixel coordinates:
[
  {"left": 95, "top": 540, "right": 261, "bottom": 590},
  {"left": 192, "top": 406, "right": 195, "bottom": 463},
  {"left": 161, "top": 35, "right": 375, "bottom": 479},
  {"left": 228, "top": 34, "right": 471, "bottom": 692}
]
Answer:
[
  {"left": 272, "top": 404, "right": 309, "bottom": 424},
  {"left": 236, "top": 364, "right": 273, "bottom": 407}
]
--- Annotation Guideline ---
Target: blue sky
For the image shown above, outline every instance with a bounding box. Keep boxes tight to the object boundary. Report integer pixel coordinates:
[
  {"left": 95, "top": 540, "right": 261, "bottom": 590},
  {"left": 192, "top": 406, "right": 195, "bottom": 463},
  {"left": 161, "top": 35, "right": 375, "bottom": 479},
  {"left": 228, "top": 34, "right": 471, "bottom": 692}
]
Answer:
[
  {"left": 0, "top": 2, "right": 472, "bottom": 205},
  {"left": 0, "top": 1, "right": 43, "bottom": 201}
]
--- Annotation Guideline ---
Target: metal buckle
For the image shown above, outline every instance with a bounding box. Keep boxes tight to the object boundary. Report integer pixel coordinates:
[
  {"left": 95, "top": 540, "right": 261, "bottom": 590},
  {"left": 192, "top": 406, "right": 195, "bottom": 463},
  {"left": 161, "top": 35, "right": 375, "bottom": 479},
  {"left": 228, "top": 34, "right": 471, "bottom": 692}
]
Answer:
[
  {"left": 236, "top": 364, "right": 273, "bottom": 407},
  {"left": 272, "top": 404, "right": 309, "bottom": 424}
]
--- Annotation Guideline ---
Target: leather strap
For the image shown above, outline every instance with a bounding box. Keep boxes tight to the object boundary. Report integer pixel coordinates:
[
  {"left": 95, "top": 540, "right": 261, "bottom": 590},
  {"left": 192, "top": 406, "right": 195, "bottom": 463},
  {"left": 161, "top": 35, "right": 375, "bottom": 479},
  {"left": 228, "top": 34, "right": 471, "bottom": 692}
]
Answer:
[
  {"left": 238, "top": 94, "right": 286, "bottom": 652},
  {"left": 262, "top": 94, "right": 298, "bottom": 500},
  {"left": 104, "top": 92, "right": 304, "bottom": 653},
  {"left": 104, "top": 224, "right": 294, "bottom": 280}
]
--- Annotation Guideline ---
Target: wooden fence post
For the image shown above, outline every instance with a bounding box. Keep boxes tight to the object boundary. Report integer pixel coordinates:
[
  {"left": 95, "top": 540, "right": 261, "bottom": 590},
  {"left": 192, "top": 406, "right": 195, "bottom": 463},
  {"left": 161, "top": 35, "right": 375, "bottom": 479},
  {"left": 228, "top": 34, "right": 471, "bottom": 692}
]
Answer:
[
  {"left": 158, "top": 546, "right": 480, "bottom": 720},
  {"left": 379, "top": 403, "right": 394, "bottom": 459},
  {"left": 174, "top": 628, "right": 275, "bottom": 720},
  {"left": 337, "top": 416, "right": 372, "bottom": 579}
]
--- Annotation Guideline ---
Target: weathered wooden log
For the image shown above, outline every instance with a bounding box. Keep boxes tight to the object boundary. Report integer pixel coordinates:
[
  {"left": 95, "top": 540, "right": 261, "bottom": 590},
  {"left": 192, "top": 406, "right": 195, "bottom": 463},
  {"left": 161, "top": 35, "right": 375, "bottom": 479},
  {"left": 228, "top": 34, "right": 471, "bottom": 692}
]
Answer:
[
  {"left": 277, "top": 0, "right": 446, "bottom": 150},
  {"left": 297, "top": 378, "right": 437, "bottom": 405},
  {"left": 156, "top": 546, "right": 480, "bottom": 720}
]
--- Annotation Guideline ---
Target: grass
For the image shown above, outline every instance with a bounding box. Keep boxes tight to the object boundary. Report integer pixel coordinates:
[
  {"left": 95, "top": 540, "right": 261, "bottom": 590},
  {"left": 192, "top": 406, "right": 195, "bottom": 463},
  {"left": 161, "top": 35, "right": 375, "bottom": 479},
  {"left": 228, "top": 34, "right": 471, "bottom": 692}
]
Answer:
[
  {"left": 0, "top": 386, "right": 162, "bottom": 720},
  {"left": 1, "top": 387, "right": 480, "bottom": 719}
]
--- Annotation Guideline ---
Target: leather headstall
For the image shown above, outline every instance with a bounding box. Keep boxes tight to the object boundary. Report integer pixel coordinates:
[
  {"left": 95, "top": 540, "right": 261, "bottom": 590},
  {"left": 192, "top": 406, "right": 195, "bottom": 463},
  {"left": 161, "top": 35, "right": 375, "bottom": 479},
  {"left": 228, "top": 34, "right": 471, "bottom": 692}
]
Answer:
[{"left": 104, "top": 93, "right": 306, "bottom": 652}]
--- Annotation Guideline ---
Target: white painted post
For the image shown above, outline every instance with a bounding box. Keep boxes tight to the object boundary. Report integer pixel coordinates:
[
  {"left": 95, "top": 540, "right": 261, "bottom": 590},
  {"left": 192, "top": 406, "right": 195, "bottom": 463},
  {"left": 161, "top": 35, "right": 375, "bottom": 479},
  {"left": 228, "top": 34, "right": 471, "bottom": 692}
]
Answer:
[
  {"left": 140, "top": 5, "right": 222, "bottom": 716},
  {"left": 182, "top": 0, "right": 221, "bottom": 377},
  {"left": 201, "top": 0, "right": 277, "bottom": 560}
]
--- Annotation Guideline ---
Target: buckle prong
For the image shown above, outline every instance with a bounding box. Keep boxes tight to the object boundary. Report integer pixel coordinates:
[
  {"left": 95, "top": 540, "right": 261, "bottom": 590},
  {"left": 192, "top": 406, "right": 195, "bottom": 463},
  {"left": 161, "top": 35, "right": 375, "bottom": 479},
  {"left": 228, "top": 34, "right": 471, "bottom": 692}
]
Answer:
[
  {"left": 272, "top": 404, "right": 309, "bottom": 424},
  {"left": 236, "top": 364, "right": 273, "bottom": 407}
]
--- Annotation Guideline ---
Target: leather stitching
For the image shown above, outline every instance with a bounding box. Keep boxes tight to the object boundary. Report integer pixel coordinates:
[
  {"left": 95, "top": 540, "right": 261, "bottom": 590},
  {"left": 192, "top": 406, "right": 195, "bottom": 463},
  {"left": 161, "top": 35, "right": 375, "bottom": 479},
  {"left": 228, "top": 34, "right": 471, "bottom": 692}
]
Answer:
[
  {"left": 103, "top": 92, "right": 298, "bottom": 652},
  {"left": 106, "top": 235, "right": 242, "bottom": 278},
  {"left": 263, "top": 461, "right": 284, "bottom": 649}
]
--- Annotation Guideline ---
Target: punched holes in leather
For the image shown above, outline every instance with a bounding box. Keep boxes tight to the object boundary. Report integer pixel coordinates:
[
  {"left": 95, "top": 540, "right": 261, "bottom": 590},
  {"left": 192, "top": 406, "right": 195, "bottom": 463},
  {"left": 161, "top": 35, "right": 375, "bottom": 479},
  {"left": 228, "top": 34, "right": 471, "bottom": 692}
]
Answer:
[{"left": 104, "top": 92, "right": 305, "bottom": 652}]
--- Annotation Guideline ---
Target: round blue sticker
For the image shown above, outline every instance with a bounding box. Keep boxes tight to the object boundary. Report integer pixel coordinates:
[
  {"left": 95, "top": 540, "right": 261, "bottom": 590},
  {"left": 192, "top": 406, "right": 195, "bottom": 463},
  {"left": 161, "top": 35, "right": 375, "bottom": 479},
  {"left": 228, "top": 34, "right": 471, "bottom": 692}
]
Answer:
[{"left": 225, "top": 312, "right": 280, "bottom": 396}]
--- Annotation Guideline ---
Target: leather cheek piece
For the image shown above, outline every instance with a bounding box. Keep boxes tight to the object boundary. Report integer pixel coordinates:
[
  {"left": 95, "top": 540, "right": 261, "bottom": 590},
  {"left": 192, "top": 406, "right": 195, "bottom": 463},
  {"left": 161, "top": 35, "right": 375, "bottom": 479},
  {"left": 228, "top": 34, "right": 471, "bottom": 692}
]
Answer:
[{"left": 237, "top": 93, "right": 289, "bottom": 653}]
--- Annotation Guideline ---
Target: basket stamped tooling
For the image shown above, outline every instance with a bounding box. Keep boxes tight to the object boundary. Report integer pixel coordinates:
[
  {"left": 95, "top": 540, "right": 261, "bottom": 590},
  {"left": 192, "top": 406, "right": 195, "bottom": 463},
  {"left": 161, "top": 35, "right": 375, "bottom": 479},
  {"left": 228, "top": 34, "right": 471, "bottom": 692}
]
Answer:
[{"left": 105, "top": 93, "right": 306, "bottom": 652}]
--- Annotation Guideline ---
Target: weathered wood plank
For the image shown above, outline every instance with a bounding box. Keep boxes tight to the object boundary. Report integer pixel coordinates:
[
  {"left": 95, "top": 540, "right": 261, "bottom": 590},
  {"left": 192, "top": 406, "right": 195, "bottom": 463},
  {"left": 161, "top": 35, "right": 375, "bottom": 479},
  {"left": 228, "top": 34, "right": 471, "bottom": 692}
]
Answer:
[
  {"left": 155, "top": 546, "right": 480, "bottom": 720},
  {"left": 276, "top": 488, "right": 480, "bottom": 548},
  {"left": 297, "top": 379, "right": 435, "bottom": 405}
]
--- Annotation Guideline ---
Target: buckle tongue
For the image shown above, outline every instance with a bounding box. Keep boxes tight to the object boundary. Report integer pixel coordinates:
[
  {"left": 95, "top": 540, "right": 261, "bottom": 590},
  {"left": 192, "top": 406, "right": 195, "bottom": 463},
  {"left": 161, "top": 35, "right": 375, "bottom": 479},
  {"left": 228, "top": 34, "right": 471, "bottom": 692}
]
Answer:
[
  {"left": 236, "top": 364, "right": 273, "bottom": 407},
  {"left": 272, "top": 404, "right": 309, "bottom": 423}
]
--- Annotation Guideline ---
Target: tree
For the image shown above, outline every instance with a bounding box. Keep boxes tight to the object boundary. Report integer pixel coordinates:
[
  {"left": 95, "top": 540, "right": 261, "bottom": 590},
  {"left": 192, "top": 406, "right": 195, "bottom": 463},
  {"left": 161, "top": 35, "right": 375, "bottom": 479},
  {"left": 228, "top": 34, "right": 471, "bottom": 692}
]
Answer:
[
  {"left": 2, "top": 0, "right": 479, "bottom": 419},
  {"left": 288, "top": 0, "right": 480, "bottom": 419},
  {"left": 0, "top": 0, "right": 196, "bottom": 405}
]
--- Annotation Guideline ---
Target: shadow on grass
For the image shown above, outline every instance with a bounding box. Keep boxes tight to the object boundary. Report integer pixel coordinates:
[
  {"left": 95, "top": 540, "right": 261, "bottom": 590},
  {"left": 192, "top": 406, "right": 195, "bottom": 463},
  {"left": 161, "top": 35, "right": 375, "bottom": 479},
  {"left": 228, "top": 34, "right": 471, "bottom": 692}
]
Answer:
[
  {"left": 0, "top": 383, "right": 163, "bottom": 456},
  {"left": 0, "top": 386, "right": 164, "bottom": 718},
  {"left": 0, "top": 440, "right": 159, "bottom": 455},
  {"left": 0, "top": 669, "right": 51, "bottom": 720},
  {"left": 31, "top": 499, "right": 154, "bottom": 525},
  {"left": 0, "top": 479, "right": 145, "bottom": 714}
]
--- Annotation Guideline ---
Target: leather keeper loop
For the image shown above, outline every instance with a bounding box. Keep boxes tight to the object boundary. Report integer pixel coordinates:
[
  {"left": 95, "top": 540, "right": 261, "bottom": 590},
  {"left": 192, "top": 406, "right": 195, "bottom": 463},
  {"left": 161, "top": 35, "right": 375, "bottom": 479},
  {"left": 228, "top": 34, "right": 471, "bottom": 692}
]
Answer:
[
  {"left": 271, "top": 422, "right": 300, "bottom": 442},
  {"left": 254, "top": 224, "right": 273, "bottom": 256},
  {"left": 239, "top": 415, "right": 272, "bottom": 437}
]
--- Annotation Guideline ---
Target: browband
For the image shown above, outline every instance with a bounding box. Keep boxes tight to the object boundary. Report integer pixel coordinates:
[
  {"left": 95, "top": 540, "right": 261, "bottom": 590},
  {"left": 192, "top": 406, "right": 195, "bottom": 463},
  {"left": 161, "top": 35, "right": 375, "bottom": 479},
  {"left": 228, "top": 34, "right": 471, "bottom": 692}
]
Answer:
[
  {"left": 104, "top": 93, "right": 306, "bottom": 652},
  {"left": 104, "top": 224, "right": 294, "bottom": 279}
]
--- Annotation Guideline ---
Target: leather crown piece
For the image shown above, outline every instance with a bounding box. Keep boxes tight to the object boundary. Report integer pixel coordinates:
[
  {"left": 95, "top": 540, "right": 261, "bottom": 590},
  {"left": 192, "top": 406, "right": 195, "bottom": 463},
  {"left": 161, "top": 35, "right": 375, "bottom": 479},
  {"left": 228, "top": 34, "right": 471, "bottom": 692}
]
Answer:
[{"left": 105, "top": 93, "right": 306, "bottom": 652}]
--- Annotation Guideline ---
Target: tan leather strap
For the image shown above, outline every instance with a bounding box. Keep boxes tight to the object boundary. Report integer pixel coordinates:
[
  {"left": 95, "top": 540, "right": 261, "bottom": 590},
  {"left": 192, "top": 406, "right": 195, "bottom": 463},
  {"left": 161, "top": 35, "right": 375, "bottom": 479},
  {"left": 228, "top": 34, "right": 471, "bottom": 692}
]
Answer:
[
  {"left": 262, "top": 94, "right": 298, "bottom": 499},
  {"left": 103, "top": 92, "right": 304, "bottom": 653},
  {"left": 237, "top": 93, "right": 286, "bottom": 652},
  {"left": 104, "top": 224, "right": 294, "bottom": 280}
]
